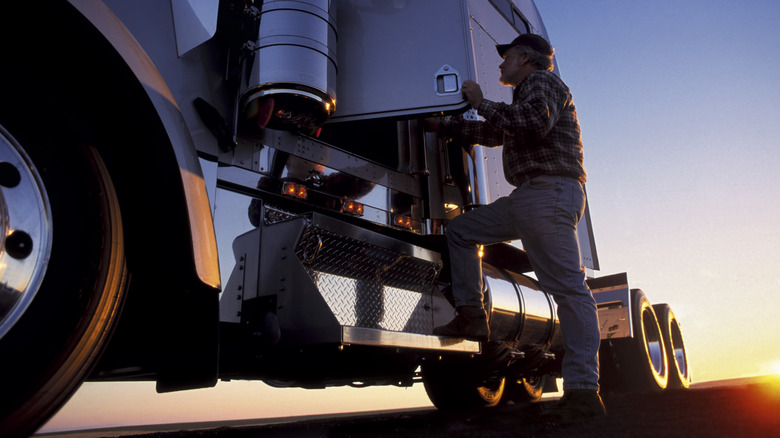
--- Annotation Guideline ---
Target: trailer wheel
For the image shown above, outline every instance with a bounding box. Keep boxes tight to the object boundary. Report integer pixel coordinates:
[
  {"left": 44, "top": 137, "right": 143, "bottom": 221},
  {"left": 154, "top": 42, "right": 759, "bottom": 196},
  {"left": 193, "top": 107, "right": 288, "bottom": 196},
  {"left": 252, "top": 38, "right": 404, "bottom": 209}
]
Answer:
[
  {"left": 0, "top": 120, "right": 128, "bottom": 437},
  {"left": 599, "top": 289, "right": 668, "bottom": 393},
  {"left": 421, "top": 357, "right": 506, "bottom": 409},
  {"left": 653, "top": 304, "right": 691, "bottom": 389}
]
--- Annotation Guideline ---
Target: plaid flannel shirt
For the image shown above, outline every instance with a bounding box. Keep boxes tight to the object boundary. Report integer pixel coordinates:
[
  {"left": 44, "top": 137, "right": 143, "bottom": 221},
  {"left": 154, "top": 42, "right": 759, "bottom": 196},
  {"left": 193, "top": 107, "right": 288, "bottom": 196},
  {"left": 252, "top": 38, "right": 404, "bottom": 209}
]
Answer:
[{"left": 444, "top": 70, "right": 586, "bottom": 186}]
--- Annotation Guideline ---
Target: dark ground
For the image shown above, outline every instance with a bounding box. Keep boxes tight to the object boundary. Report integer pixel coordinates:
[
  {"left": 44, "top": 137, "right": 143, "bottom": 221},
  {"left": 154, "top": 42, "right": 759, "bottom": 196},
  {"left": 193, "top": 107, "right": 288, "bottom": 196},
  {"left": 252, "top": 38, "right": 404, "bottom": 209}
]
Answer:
[{"left": 39, "top": 377, "right": 780, "bottom": 438}]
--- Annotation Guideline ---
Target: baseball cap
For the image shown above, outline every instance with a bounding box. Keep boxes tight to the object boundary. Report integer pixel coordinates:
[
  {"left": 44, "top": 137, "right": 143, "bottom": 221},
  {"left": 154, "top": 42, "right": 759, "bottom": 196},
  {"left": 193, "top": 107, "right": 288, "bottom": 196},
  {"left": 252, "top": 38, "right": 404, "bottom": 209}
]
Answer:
[{"left": 496, "top": 34, "right": 554, "bottom": 58}]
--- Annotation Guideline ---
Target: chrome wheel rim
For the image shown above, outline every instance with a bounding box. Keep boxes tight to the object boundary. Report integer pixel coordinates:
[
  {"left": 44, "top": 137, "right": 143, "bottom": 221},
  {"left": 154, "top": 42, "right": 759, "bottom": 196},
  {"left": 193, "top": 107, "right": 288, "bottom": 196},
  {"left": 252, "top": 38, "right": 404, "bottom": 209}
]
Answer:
[
  {"left": 0, "top": 125, "right": 53, "bottom": 339},
  {"left": 671, "top": 321, "right": 689, "bottom": 380},
  {"left": 643, "top": 307, "right": 666, "bottom": 378}
]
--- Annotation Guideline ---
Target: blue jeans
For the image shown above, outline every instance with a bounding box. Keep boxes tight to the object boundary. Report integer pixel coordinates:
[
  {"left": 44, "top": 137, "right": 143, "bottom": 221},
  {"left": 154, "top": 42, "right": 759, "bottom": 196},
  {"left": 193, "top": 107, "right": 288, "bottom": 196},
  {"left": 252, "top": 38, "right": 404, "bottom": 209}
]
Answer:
[{"left": 446, "top": 175, "right": 600, "bottom": 391}]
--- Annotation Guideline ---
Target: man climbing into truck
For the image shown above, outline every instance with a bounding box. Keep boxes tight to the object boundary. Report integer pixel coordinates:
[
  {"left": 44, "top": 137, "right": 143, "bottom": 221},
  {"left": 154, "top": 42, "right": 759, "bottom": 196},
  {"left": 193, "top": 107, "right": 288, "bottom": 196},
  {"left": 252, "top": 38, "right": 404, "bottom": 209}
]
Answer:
[{"left": 430, "top": 33, "right": 606, "bottom": 422}]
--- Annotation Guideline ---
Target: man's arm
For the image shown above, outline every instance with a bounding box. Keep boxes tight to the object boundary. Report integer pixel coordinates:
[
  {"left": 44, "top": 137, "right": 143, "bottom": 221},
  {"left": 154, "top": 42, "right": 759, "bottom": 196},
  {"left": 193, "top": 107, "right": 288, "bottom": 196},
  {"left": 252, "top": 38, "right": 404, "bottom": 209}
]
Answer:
[
  {"left": 439, "top": 117, "right": 504, "bottom": 147},
  {"left": 424, "top": 79, "right": 507, "bottom": 147},
  {"left": 477, "top": 72, "right": 567, "bottom": 140}
]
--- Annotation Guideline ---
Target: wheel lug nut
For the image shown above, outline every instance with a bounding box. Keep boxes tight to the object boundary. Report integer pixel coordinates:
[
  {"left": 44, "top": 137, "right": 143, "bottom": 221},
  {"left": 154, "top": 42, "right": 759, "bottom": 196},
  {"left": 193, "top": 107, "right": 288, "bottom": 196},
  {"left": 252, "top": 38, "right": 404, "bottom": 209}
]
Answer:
[
  {"left": 0, "top": 162, "right": 21, "bottom": 188},
  {"left": 6, "top": 230, "right": 33, "bottom": 259}
]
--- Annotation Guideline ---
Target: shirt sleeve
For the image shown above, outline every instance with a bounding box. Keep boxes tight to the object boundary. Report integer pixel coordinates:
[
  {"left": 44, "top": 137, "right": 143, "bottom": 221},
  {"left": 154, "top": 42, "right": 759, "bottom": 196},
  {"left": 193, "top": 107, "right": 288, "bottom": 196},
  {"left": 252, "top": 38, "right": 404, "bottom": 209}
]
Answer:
[
  {"left": 476, "top": 73, "right": 567, "bottom": 141},
  {"left": 440, "top": 115, "right": 505, "bottom": 147}
]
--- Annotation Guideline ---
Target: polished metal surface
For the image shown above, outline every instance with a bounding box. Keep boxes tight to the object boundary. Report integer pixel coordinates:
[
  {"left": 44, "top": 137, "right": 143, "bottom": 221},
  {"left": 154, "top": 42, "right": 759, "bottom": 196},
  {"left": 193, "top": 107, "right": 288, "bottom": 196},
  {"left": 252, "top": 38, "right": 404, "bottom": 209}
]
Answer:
[
  {"left": 254, "top": 131, "right": 422, "bottom": 197},
  {"left": 642, "top": 302, "right": 667, "bottom": 379},
  {"left": 342, "top": 326, "right": 480, "bottom": 353},
  {"left": 295, "top": 213, "right": 442, "bottom": 335},
  {"left": 466, "top": 146, "right": 490, "bottom": 207},
  {"left": 512, "top": 273, "right": 558, "bottom": 348},
  {"left": 596, "top": 305, "right": 631, "bottom": 340},
  {"left": 670, "top": 325, "right": 689, "bottom": 381},
  {"left": 314, "top": 272, "right": 432, "bottom": 333},
  {"left": 220, "top": 133, "right": 425, "bottom": 231},
  {"left": 0, "top": 125, "right": 53, "bottom": 339},
  {"left": 483, "top": 266, "right": 522, "bottom": 342},
  {"left": 218, "top": 201, "right": 446, "bottom": 348},
  {"left": 484, "top": 265, "right": 558, "bottom": 349},
  {"left": 242, "top": 0, "right": 338, "bottom": 129},
  {"left": 590, "top": 274, "right": 632, "bottom": 339}
]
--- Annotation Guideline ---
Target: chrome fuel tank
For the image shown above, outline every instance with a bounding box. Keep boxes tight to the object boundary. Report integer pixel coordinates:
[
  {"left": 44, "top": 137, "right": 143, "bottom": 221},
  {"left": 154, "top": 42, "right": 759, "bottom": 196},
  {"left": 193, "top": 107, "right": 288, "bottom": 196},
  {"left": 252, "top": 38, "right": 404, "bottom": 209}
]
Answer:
[
  {"left": 484, "top": 264, "right": 560, "bottom": 351},
  {"left": 241, "top": 0, "right": 338, "bottom": 130}
]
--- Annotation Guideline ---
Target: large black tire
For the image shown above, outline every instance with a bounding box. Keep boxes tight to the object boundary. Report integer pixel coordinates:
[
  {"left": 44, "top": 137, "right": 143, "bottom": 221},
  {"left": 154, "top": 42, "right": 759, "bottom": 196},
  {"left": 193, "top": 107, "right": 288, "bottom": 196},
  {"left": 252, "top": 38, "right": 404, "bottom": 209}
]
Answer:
[
  {"left": 0, "top": 117, "right": 128, "bottom": 435},
  {"left": 599, "top": 289, "right": 668, "bottom": 393},
  {"left": 421, "top": 356, "right": 506, "bottom": 409},
  {"left": 653, "top": 303, "right": 691, "bottom": 389}
]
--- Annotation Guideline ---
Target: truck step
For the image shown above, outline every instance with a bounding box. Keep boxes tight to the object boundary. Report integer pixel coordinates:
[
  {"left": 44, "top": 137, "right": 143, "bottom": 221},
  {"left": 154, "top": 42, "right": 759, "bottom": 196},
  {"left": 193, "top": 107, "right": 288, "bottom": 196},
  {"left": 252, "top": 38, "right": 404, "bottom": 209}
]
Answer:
[{"left": 341, "top": 326, "right": 480, "bottom": 353}]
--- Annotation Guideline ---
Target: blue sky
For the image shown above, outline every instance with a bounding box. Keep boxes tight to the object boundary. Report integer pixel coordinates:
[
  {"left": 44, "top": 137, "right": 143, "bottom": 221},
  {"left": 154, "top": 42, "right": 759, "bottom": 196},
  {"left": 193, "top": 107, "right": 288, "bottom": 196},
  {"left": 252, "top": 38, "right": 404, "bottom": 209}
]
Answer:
[
  {"left": 536, "top": 0, "right": 780, "bottom": 382},
  {"left": 42, "top": 0, "right": 780, "bottom": 432}
]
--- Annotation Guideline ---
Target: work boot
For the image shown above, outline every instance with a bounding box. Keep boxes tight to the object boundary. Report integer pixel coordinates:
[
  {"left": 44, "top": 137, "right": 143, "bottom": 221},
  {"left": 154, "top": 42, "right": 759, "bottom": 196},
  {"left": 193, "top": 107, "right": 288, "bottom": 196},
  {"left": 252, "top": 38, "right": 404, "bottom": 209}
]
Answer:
[
  {"left": 540, "top": 389, "right": 607, "bottom": 423},
  {"left": 432, "top": 306, "right": 490, "bottom": 341}
]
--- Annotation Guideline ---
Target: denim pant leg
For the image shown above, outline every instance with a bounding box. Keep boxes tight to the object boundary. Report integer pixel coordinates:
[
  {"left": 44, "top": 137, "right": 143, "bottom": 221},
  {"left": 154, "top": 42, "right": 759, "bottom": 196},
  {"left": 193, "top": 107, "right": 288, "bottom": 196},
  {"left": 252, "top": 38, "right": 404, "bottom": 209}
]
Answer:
[
  {"left": 510, "top": 176, "right": 600, "bottom": 391},
  {"left": 446, "top": 196, "right": 519, "bottom": 308}
]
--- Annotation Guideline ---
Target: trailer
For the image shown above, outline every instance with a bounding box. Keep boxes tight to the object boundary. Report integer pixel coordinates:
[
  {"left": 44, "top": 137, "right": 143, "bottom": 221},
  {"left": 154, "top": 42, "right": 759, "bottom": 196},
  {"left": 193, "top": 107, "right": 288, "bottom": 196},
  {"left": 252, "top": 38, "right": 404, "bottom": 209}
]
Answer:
[{"left": 0, "top": 1, "right": 690, "bottom": 436}]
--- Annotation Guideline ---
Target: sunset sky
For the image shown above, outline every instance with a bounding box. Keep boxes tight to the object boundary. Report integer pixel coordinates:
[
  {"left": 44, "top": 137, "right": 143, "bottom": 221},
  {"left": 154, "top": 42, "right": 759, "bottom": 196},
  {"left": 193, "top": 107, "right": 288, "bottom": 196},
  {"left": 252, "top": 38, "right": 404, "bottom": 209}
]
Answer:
[{"left": 41, "top": 0, "right": 780, "bottom": 433}]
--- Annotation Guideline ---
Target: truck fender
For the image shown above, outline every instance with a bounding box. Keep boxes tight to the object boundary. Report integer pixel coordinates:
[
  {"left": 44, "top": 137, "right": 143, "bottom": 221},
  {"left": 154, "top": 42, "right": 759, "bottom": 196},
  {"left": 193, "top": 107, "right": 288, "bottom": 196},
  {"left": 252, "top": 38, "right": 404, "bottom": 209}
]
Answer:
[{"left": 68, "top": 0, "right": 220, "bottom": 290}]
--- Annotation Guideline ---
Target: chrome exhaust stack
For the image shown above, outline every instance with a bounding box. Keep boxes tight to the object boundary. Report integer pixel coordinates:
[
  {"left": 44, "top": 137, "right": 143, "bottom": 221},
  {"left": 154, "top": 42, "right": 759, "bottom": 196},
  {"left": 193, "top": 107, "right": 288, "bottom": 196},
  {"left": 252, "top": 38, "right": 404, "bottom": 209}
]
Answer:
[{"left": 241, "top": 0, "right": 338, "bottom": 131}]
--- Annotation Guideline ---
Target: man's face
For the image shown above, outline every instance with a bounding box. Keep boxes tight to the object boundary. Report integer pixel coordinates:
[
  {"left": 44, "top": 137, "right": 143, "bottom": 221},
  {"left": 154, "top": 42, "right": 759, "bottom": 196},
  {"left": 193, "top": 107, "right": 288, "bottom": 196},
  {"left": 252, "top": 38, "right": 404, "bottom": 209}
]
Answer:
[{"left": 499, "top": 47, "right": 529, "bottom": 86}]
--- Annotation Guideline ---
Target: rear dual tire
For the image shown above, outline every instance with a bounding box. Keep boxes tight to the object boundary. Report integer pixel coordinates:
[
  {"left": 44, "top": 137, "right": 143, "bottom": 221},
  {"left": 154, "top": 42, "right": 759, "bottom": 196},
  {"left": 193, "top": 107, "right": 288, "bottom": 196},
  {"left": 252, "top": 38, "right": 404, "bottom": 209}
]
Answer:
[
  {"left": 599, "top": 289, "right": 669, "bottom": 392},
  {"left": 653, "top": 303, "right": 691, "bottom": 389}
]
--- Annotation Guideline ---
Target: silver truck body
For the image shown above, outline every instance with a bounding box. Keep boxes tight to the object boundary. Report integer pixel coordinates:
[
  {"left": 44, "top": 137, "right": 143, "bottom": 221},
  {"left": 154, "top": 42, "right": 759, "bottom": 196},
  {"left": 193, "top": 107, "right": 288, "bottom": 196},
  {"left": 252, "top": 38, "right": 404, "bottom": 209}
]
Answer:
[{"left": 0, "top": 1, "right": 689, "bottom": 435}]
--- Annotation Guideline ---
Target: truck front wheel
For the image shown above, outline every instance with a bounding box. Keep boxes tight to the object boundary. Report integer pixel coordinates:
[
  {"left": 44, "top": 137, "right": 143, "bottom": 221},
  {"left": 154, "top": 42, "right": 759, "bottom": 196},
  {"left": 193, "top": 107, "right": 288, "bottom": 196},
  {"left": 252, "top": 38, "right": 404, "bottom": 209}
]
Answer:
[{"left": 0, "top": 120, "right": 128, "bottom": 437}]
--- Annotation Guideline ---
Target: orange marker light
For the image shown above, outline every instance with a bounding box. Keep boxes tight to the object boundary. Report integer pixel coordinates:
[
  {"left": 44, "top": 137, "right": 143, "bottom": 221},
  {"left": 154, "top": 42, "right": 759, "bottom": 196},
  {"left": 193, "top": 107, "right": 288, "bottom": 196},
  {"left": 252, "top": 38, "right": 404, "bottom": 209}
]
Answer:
[
  {"left": 392, "top": 214, "right": 413, "bottom": 230},
  {"left": 343, "top": 200, "right": 364, "bottom": 216},
  {"left": 282, "top": 182, "right": 307, "bottom": 199}
]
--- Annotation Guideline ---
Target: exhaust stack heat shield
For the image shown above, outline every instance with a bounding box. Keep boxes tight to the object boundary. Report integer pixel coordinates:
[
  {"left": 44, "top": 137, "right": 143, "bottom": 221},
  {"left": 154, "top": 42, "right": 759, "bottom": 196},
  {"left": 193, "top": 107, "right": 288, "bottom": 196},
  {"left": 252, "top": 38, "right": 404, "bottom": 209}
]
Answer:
[{"left": 241, "top": 0, "right": 338, "bottom": 131}]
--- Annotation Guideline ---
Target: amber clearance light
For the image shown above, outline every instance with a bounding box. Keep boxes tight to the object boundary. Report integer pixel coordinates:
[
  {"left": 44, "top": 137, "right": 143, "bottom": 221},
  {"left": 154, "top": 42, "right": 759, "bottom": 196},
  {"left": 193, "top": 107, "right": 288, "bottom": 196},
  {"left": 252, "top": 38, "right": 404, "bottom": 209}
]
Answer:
[
  {"left": 342, "top": 200, "right": 364, "bottom": 216},
  {"left": 392, "top": 214, "right": 413, "bottom": 230},
  {"left": 282, "top": 182, "right": 308, "bottom": 200}
]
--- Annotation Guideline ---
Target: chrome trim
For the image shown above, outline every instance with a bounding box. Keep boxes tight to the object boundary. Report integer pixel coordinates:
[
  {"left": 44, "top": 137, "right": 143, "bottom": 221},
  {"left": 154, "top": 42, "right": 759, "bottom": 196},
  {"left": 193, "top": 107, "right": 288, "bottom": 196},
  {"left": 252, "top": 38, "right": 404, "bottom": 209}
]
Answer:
[
  {"left": 0, "top": 125, "right": 53, "bottom": 339},
  {"left": 467, "top": 146, "right": 491, "bottom": 207},
  {"left": 342, "top": 326, "right": 480, "bottom": 353},
  {"left": 307, "top": 212, "right": 439, "bottom": 263},
  {"left": 250, "top": 131, "right": 423, "bottom": 197},
  {"left": 597, "top": 306, "right": 631, "bottom": 340},
  {"left": 241, "top": 0, "right": 338, "bottom": 128},
  {"left": 590, "top": 274, "right": 633, "bottom": 339},
  {"left": 434, "top": 64, "right": 461, "bottom": 96},
  {"left": 215, "top": 163, "right": 421, "bottom": 232}
]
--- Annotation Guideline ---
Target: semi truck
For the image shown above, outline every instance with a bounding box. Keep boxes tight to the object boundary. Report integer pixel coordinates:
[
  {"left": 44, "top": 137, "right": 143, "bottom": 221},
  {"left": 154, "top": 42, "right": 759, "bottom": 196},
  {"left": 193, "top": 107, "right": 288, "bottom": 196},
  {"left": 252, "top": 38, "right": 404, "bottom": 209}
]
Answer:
[{"left": 0, "top": 1, "right": 690, "bottom": 436}]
